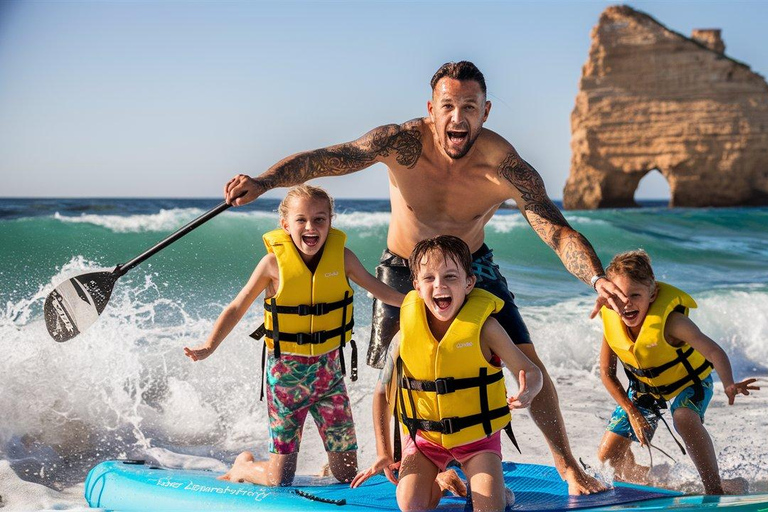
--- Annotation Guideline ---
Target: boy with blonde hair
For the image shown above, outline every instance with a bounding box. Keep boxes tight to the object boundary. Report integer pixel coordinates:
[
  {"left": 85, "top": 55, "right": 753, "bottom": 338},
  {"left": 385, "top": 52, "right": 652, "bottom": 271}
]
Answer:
[{"left": 595, "top": 250, "right": 758, "bottom": 494}]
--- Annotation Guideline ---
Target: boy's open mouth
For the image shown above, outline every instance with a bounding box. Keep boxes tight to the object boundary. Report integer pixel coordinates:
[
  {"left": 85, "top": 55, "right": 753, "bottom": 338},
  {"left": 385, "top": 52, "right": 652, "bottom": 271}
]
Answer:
[
  {"left": 434, "top": 295, "right": 452, "bottom": 311},
  {"left": 622, "top": 309, "right": 639, "bottom": 321},
  {"left": 447, "top": 130, "right": 468, "bottom": 144},
  {"left": 302, "top": 234, "right": 320, "bottom": 247}
]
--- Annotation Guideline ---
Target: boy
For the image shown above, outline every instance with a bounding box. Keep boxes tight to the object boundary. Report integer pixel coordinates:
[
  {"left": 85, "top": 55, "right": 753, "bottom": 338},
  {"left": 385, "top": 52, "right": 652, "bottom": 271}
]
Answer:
[
  {"left": 351, "top": 235, "right": 543, "bottom": 511},
  {"left": 595, "top": 250, "right": 758, "bottom": 494}
]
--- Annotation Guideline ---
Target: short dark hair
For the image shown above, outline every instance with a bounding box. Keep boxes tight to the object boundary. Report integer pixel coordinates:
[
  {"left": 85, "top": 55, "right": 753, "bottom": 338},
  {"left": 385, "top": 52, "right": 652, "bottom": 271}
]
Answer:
[
  {"left": 430, "top": 61, "right": 487, "bottom": 95},
  {"left": 409, "top": 235, "right": 474, "bottom": 280}
]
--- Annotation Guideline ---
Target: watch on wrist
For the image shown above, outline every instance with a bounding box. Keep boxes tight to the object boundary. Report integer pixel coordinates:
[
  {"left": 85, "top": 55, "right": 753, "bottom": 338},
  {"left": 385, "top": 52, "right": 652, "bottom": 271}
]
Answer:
[{"left": 590, "top": 274, "right": 606, "bottom": 290}]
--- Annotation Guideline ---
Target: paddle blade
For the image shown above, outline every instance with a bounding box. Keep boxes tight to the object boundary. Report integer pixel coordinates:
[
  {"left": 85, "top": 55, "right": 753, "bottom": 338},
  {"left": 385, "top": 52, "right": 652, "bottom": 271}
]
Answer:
[{"left": 44, "top": 271, "right": 119, "bottom": 342}]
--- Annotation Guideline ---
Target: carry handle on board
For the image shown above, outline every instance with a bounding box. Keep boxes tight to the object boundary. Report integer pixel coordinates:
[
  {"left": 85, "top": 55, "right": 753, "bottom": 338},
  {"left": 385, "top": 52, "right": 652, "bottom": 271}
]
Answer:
[{"left": 44, "top": 198, "right": 238, "bottom": 342}]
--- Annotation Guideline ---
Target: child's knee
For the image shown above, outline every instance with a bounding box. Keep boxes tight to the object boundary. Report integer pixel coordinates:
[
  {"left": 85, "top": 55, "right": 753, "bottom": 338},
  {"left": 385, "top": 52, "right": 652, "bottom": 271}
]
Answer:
[
  {"left": 328, "top": 451, "right": 357, "bottom": 483},
  {"left": 672, "top": 407, "right": 702, "bottom": 433}
]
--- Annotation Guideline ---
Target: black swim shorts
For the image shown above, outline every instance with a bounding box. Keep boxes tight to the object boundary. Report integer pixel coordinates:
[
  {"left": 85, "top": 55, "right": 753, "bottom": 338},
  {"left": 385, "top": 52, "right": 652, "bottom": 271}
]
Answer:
[{"left": 366, "top": 244, "right": 532, "bottom": 369}]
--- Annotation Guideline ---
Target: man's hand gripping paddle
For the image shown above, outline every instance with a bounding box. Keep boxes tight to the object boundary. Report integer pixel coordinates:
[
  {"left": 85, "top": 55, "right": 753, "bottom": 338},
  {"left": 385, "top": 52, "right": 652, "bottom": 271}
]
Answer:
[{"left": 44, "top": 199, "right": 236, "bottom": 342}]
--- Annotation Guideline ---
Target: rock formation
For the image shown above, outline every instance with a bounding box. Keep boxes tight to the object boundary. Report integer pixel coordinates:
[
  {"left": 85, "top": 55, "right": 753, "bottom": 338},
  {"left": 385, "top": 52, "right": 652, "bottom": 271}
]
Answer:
[{"left": 564, "top": 5, "right": 768, "bottom": 209}]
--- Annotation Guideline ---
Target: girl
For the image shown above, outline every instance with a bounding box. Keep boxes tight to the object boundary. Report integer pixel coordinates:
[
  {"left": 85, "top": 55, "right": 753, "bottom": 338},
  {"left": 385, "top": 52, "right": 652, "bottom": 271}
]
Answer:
[{"left": 185, "top": 185, "right": 404, "bottom": 486}]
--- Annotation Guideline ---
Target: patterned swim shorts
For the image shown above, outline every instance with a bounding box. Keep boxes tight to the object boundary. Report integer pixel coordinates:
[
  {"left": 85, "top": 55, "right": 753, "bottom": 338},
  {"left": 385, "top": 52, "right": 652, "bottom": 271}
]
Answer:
[
  {"left": 607, "top": 374, "right": 714, "bottom": 442},
  {"left": 266, "top": 349, "right": 357, "bottom": 454}
]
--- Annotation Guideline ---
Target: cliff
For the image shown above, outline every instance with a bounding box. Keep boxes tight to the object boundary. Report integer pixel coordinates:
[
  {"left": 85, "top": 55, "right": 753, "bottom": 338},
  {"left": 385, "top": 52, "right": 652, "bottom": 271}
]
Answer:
[{"left": 563, "top": 5, "right": 768, "bottom": 209}]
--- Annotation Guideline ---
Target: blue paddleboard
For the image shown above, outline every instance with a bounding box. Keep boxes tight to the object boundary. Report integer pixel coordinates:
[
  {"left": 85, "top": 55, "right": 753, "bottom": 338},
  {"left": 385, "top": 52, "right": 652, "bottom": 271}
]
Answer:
[{"left": 84, "top": 459, "right": 768, "bottom": 511}]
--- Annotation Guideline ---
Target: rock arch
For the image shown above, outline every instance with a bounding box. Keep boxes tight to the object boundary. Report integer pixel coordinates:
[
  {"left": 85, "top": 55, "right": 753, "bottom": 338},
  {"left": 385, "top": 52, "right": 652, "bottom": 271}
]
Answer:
[
  {"left": 635, "top": 169, "right": 671, "bottom": 203},
  {"left": 563, "top": 5, "right": 768, "bottom": 209}
]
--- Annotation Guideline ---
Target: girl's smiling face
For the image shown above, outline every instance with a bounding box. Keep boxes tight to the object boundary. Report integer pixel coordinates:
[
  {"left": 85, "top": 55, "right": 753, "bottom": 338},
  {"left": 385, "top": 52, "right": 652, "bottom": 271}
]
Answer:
[{"left": 280, "top": 196, "right": 331, "bottom": 264}]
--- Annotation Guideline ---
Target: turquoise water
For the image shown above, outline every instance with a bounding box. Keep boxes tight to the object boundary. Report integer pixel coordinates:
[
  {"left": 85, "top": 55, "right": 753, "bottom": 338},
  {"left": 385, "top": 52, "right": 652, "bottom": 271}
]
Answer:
[{"left": 1, "top": 198, "right": 767, "bottom": 493}]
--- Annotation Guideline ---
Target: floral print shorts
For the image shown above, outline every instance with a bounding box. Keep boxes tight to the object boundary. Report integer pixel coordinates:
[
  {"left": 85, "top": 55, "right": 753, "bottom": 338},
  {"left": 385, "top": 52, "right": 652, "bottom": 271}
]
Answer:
[{"left": 265, "top": 349, "right": 357, "bottom": 454}]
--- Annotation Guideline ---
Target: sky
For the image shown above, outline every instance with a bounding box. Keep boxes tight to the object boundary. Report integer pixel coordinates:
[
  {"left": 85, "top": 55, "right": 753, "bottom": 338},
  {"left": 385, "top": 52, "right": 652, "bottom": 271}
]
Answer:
[{"left": 1, "top": 0, "right": 767, "bottom": 200}]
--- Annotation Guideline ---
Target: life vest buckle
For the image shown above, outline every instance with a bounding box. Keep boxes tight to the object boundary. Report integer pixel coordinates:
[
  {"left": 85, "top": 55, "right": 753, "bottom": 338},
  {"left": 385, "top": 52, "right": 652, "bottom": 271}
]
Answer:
[
  {"left": 441, "top": 417, "right": 459, "bottom": 435},
  {"left": 434, "top": 377, "right": 455, "bottom": 395},
  {"left": 296, "top": 303, "right": 329, "bottom": 316},
  {"left": 295, "top": 331, "right": 326, "bottom": 345}
]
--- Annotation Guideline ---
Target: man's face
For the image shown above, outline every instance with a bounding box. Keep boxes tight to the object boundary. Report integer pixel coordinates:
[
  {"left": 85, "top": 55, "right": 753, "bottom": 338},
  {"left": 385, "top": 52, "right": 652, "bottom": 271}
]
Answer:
[{"left": 428, "top": 77, "right": 491, "bottom": 159}]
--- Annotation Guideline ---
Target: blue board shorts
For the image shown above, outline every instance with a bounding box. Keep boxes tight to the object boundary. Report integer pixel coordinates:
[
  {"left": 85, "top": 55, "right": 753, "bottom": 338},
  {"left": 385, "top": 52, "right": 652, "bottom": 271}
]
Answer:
[
  {"left": 366, "top": 244, "right": 532, "bottom": 369},
  {"left": 607, "top": 374, "right": 714, "bottom": 442}
]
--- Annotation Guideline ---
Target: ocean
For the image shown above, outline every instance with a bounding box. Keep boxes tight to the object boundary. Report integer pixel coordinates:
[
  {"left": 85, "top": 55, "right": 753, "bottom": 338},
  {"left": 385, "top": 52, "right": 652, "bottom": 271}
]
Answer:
[{"left": 1, "top": 198, "right": 767, "bottom": 510}]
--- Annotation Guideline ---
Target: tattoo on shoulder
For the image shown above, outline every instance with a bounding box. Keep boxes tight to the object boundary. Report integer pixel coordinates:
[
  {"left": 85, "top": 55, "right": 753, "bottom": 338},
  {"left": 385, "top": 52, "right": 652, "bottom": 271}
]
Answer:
[
  {"left": 498, "top": 151, "right": 600, "bottom": 283},
  {"left": 368, "top": 122, "right": 422, "bottom": 168},
  {"left": 276, "top": 124, "right": 422, "bottom": 185}
]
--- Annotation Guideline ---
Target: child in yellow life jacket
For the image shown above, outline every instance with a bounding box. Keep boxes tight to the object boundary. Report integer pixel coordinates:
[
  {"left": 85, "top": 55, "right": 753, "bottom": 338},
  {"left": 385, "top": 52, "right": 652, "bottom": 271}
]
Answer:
[
  {"left": 595, "top": 250, "right": 759, "bottom": 495},
  {"left": 184, "top": 185, "right": 404, "bottom": 487},
  {"left": 351, "top": 235, "right": 543, "bottom": 511}
]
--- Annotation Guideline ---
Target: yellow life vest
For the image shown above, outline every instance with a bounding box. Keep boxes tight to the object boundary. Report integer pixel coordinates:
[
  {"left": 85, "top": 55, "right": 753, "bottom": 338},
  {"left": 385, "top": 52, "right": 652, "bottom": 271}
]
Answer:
[
  {"left": 397, "top": 288, "right": 511, "bottom": 449},
  {"left": 256, "top": 227, "right": 354, "bottom": 359},
  {"left": 602, "top": 282, "right": 713, "bottom": 400}
]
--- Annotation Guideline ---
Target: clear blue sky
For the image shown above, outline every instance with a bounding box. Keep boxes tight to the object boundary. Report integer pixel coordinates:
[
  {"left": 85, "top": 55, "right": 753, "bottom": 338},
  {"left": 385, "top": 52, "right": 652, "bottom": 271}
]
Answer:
[{"left": 1, "top": 0, "right": 766, "bottom": 200}]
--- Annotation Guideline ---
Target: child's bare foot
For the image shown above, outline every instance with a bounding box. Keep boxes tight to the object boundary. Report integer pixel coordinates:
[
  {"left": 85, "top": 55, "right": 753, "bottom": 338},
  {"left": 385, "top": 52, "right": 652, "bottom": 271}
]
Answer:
[
  {"left": 218, "top": 451, "right": 256, "bottom": 483},
  {"left": 317, "top": 463, "right": 332, "bottom": 477},
  {"left": 564, "top": 466, "right": 608, "bottom": 495},
  {"left": 436, "top": 469, "right": 467, "bottom": 497},
  {"left": 505, "top": 486, "right": 515, "bottom": 506},
  {"left": 722, "top": 477, "right": 749, "bottom": 495}
]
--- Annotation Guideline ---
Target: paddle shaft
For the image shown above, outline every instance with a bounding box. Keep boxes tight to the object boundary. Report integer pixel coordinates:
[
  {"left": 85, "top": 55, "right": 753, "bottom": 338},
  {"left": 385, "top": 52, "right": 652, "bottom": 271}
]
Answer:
[{"left": 114, "top": 200, "right": 232, "bottom": 277}]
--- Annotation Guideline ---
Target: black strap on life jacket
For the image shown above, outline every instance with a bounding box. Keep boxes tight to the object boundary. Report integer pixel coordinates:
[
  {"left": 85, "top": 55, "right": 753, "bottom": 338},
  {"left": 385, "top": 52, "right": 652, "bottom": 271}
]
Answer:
[
  {"left": 259, "top": 341, "right": 267, "bottom": 402},
  {"left": 396, "top": 358, "right": 520, "bottom": 454},
  {"left": 621, "top": 348, "right": 713, "bottom": 398},
  {"left": 263, "top": 295, "right": 353, "bottom": 316},
  {"left": 399, "top": 370, "right": 505, "bottom": 395},
  {"left": 627, "top": 372, "right": 688, "bottom": 457},
  {"left": 337, "top": 292, "right": 358, "bottom": 381},
  {"left": 250, "top": 293, "right": 357, "bottom": 397}
]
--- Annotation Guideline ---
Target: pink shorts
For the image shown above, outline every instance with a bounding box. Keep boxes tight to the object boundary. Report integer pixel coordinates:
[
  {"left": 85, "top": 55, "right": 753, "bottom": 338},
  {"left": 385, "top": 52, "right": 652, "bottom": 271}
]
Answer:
[{"left": 402, "top": 431, "right": 502, "bottom": 471}]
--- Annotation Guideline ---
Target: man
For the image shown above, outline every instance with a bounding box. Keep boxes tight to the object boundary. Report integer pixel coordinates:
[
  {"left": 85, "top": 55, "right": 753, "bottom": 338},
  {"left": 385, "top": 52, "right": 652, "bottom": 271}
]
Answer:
[{"left": 224, "top": 61, "right": 626, "bottom": 494}]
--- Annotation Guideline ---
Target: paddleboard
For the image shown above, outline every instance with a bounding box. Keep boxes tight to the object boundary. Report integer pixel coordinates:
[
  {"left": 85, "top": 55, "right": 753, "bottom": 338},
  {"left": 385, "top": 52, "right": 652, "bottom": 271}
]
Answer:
[{"left": 84, "top": 459, "right": 768, "bottom": 511}]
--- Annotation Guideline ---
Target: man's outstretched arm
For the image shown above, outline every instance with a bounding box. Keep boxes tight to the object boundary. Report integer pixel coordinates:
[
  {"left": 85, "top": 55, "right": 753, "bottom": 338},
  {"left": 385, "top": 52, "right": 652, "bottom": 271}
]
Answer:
[
  {"left": 225, "top": 123, "right": 422, "bottom": 205},
  {"left": 497, "top": 149, "right": 626, "bottom": 311}
]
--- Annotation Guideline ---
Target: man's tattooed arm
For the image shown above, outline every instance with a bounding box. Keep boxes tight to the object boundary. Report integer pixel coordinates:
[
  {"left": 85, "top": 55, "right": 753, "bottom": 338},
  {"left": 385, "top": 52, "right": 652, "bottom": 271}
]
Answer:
[
  {"left": 497, "top": 151, "right": 604, "bottom": 284},
  {"left": 254, "top": 123, "right": 422, "bottom": 191}
]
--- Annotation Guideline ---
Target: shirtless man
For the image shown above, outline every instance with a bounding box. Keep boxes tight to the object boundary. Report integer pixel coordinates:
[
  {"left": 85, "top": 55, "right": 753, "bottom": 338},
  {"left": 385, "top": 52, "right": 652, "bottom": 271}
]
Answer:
[{"left": 224, "top": 61, "right": 626, "bottom": 494}]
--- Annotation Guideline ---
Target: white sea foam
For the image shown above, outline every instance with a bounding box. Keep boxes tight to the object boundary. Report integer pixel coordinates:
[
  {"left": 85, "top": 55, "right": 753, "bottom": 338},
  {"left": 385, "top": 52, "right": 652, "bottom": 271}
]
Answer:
[
  {"left": 53, "top": 209, "right": 207, "bottom": 233},
  {"left": 486, "top": 214, "right": 528, "bottom": 233}
]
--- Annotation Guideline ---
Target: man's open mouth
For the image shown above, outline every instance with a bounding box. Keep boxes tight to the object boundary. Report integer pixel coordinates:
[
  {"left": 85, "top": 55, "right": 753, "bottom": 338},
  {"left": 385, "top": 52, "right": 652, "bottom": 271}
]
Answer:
[
  {"left": 302, "top": 234, "right": 320, "bottom": 247},
  {"left": 434, "top": 295, "right": 452, "bottom": 310},
  {"left": 447, "top": 130, "right": 468, "bottom": 144}
]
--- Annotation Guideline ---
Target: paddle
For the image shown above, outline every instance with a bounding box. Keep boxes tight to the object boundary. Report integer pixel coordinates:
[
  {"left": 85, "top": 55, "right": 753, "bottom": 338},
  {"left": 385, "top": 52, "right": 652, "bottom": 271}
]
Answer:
[{"left": 44, "top": 199, "right": 236, "bottom": 342}]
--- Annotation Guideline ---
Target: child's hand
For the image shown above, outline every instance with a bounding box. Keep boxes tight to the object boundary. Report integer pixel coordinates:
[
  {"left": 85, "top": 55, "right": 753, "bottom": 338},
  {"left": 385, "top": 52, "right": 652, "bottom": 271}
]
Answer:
[
  {"left": 184, "top": 344, "right": 215, "bottom": 362},
  {"left": 507, "top": 370, "right": 534, "bottom": 409},
  {"left": 626, "top": 406, "right": 652, "bottom": 447},
  {"left": 350, "top": 456, "right": 399, "bottom": 488},
  {"left": 725, "top": 378, "right": 760, "bottom": 405}
]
